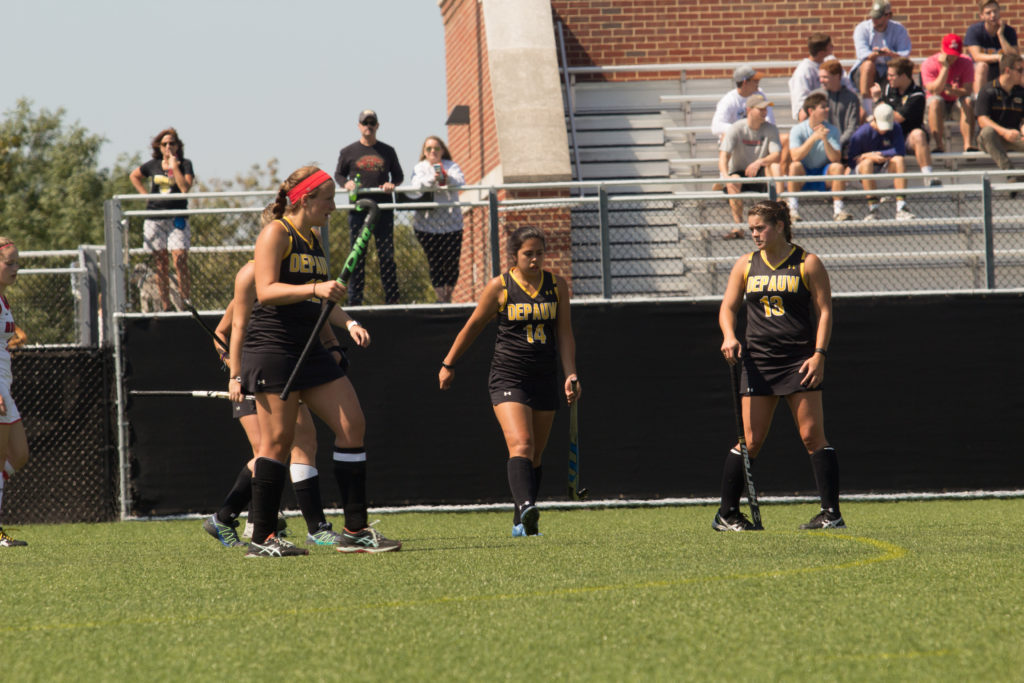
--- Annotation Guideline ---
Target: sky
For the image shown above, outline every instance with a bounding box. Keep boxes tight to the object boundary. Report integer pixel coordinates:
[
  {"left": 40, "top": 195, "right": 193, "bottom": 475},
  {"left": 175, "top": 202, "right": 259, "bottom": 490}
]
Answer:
[{"left": 2, "top": 0, "right": 448, "bottom": 185}]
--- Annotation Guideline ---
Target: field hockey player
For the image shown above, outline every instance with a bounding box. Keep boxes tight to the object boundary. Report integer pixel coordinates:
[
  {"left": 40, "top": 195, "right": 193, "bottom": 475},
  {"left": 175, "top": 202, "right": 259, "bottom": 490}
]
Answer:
[
  {"left": 716, "top": 200, "right": 844, "bottom": 531},
  {"left": 439, "top": 226, "right": 580, "bottom": 537}
]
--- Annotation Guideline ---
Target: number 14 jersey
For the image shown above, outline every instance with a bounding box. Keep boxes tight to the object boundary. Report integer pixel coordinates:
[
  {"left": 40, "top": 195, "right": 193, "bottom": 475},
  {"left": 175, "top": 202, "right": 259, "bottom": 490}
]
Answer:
[{"left": 491, "top": 269, "right": 560, "bottom": 380}]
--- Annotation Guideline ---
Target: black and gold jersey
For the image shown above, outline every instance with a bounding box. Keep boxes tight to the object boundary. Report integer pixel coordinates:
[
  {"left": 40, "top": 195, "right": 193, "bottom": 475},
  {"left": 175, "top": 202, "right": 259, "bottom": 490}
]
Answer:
[
  {"left": 743, "top": 246, "right": 815, "bottom": 362},
  {"left": 490, "top": 269, "right": 560, "bottom": 380},
  {"left": 245, "top": 218, "right": 329, "bottom": 352}
]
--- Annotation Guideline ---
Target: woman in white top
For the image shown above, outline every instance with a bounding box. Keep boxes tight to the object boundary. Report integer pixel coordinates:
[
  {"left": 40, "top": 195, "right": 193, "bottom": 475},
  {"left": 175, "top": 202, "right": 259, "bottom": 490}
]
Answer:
[
  {"left": 0, "top": 237, "right": 29, "bottom": 547},
  {"left": 409, "top": 136, "right": 466, "bottom": 303}
]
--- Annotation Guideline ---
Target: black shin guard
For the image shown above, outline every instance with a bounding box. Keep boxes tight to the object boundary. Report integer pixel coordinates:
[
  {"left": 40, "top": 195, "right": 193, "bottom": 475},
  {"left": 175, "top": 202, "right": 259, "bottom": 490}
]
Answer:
[
  {"left": 216, "top": 464, "right": 253, "bottom": 524},
  {"left": 530, "top": 465, "right": 543, "bottom": 505},
  {"left": 291, "top": 475, "right": 326, "bottom": 535},
  {"left": 251, "top": 458, "right": 287, "bottom": 544},
  {"left": 809, "top": 446, "right": 840, "bottom": 514},
  {"left": 719, "top": 448, "right": 746, "bottom": 516},
  {"left": 333, "top": 448, "right": 368, "bottom": 532},
  {"left": 507, "top": 457, "right": 534, "bottom": 524}
]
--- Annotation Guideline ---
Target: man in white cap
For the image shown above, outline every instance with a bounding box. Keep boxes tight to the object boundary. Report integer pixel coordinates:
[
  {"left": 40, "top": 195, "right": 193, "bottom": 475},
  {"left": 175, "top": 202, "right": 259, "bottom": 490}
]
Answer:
[
  {"left": 921, "top": 33, "right": 977, "bottom": 153},
  {"left": 847, "top": 102, "right": 914, "bottom": 219},
  {"left": 711, "top": 65, "right": 777, "bottom": 138},
  {"left": 718, "top": 94, "right": 782, "bottom": 234},
  {"left": 851, "top": 1, "right": 912, "bottom": 115}
]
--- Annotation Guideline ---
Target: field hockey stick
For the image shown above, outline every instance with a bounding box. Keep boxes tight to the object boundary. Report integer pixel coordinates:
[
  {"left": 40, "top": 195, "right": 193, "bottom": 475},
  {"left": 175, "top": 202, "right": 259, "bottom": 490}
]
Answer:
[
  {"left": 129, "top": 389, "right": 255, "bottom": 401},
  {"left": 183, "top": 298, "right": 229, "bottom": 352},
  {"left": 730, "top": 362, "right": 763, "bottom": 529},
  {"left": 567, "top": 379, "right": 589, "bottom": 500},
  {"left": 279, "top": 198, "right": 379, "bottom": 400}
]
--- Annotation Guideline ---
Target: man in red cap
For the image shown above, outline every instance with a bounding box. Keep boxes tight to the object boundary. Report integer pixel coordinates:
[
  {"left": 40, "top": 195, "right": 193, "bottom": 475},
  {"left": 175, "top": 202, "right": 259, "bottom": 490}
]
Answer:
[{"left": 921, "top": 33, "right": 977, "bottom": 152}]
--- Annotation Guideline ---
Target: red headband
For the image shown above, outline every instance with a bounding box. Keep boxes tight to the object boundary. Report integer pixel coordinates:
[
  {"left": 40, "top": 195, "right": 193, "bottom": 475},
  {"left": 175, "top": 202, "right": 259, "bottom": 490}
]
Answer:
[{"left": 287, "top": 170, "right": 332, "bottom": 204}]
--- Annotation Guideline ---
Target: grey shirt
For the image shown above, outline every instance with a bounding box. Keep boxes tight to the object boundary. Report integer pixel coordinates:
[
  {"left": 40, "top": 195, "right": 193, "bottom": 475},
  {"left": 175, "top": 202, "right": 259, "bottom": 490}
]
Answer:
[{"left": 721, "top": 119, "right": 781, "bottom": 174}]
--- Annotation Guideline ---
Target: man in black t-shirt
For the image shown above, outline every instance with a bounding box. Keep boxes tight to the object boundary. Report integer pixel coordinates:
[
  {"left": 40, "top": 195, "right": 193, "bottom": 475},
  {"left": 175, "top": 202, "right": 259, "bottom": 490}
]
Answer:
[
  {"left": 976, "top": 53, "right": 1024, "bottom": 169},
  {"left": 873, "top": 56, "right": 938, "bottom": 185},
  {"left": 334, "top": 110, "right": 404, "bottom": 305}
]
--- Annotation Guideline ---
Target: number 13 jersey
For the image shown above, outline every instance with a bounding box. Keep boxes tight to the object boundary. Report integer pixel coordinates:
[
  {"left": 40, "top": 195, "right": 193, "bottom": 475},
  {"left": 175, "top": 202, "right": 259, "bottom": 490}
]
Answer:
[{"left": 743, "top": 246, "right": 814, "bottom": 362}]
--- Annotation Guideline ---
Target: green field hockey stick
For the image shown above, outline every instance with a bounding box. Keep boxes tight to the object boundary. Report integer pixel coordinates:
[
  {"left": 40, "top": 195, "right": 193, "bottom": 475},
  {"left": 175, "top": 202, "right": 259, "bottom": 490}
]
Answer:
[{"left": 279, "top": 198, "right": 379, "bottom": 400}]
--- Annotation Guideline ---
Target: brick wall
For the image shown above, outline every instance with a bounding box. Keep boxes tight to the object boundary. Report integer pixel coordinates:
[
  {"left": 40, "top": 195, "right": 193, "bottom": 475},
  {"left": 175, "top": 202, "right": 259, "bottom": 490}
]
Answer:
[
  {"left": 441, "top": 0, "right": 574, "bottom": 302},
  {"left": 551, "top": 0, "right": 990, "bottom": 79}
]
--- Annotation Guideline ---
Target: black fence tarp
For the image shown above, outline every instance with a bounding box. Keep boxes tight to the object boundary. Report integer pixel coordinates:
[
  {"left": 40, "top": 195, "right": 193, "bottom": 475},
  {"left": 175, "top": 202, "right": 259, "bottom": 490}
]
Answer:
[{"left": 119, "top": 293, "right": 1023, "bottom": 516}]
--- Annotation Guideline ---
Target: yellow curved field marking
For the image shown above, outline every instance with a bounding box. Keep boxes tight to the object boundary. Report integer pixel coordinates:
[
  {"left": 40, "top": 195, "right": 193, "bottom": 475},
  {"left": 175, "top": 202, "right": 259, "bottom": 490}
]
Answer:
[{"left": 1, "top": 533, "right": 906, "bottom": 633}]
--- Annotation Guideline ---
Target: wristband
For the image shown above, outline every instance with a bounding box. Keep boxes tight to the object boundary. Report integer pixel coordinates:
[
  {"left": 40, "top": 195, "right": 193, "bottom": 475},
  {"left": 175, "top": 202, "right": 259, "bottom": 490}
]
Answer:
[
  {"left": 346, "top": 319, "right": 360, "bottom": 331},
  {"left": 814, "top": 348, "right": 828, "bottom": 357},
  {"left": 441, "top": 361, "right": 454, "bottom": 370}
]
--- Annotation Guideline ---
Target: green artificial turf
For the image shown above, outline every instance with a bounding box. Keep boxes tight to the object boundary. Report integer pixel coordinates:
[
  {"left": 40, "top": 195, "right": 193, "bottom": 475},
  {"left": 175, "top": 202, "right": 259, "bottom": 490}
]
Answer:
[{"left": 1, "top": 500, "right": 1021, "bottom": 682}]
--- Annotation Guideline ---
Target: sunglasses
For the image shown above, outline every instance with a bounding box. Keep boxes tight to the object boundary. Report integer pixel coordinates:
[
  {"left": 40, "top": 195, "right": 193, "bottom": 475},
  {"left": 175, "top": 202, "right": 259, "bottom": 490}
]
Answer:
[
  {"left": 424, "top": 145, "right": 442, "bottom": 152},
  {"left": 160, "top": 140, "right": 178, "bottom": 147},
  {"left": 362, "top": 120, "right": 378, "bottom": 127}
]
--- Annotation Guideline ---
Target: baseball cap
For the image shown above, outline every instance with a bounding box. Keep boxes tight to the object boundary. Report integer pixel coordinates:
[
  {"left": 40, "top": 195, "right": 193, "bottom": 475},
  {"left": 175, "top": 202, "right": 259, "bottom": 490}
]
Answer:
[
  {"left": 872, "top": 102, "right": 895, "bottom": 132},
  {"left": 745, "top": 94, "right": 773, "bottom": 110},
  {"left": 358, "top": 109, "right": 379, "bottom": 124},
  {"left": 869, "top": 1, "right": 891, "bottom": 19},
  {"left": 733, "top": 65, "right": 760, "bottom": 82},
  {"left": 941, "top": 33, "right": 963, "bottom": 56}
]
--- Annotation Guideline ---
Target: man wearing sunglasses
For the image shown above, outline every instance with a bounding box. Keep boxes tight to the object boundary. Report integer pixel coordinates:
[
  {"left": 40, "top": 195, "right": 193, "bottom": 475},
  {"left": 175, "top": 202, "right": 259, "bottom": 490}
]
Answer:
[
  {"left": 851, "top": 1, "right": 912, "bottom": 116},
  {"left": 334, "top": 109, "right": 404, "bottom": 305}
]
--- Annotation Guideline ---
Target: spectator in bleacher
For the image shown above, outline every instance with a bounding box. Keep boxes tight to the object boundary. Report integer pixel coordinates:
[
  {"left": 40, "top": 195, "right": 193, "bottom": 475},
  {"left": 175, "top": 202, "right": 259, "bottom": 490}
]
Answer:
[
  {"left": 922, "top": 34, "right": 977, "bottom": 153},
  {"left": 719, "top": 95, "right": 782, "bottom": 237},
  {"left": 847, "top": 102, "right": 915, "bottom": 220},
  {"left": 976, "top": 52, "right": 1024, "bottom": 171},
  {"left": 965, "top": 0, "right": 1018, "bottom": 96},
  {"left": 872, "top": 57, "right": 938, "bottom": 185},
  {"left": 851, "top": 1, "right": 912, "bottom": 115},
  {"left": 711, "top": 65, "right": 777, "bottom": 138},
  {"left": 789, "top": 32, "right": 858, "bottom": 122},
  {"left": 787, "top": 92, "right": 848, "bottom": 222},
  {"left": 819, "top": 61, "right": 863, "bottom": 161}
]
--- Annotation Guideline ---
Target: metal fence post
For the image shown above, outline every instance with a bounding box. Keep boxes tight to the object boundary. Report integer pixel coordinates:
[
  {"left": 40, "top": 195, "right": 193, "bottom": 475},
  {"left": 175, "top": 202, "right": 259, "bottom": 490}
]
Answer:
[
  {"left": 102, "top": 199, "right": 127, "bottom": 345},
  {"left": 982, "top": 174, "right": 995, "bottom": 289},
  {"left": 599, "top": 185, "right": 612, "bottom": 297},
  {"left": 489, "top": 190, "right": 500, "bottom": 277}
]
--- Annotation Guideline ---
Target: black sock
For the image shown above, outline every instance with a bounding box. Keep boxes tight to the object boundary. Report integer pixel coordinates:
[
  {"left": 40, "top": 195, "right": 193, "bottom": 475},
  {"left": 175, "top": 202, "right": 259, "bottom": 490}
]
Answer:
[
  {"left": 251, "top": 458, "right": 287, "bottom": 544},
  {"left": 216, "top": 464, "right": 252, "bottom": 525},
  {"left": 809, "top": 446, "right": 840, "bottom": 515},
  {"left": 291, "top": 472, "right": 327, "bottom": 535},
  {"left": 507, "top": 457, "right": 534, "bottom": 525},
  {"left": 333, "top": 447, "right": 367, "bottom": 532},
  {"left": 719, "top": 448, "right": 746, "bottom": 517},
  {"left": 530, "top": 465, "right": 543, "bottom": 505}
]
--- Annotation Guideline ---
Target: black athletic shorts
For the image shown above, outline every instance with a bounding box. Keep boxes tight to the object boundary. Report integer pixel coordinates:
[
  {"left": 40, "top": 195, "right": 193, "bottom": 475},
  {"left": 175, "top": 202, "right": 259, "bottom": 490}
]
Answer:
[
  {"left": 232, "top": 398, "right": 257, "bottom": 419},
  {"left": 740, "top": 353, "right": 822, "bottom": 396},
  {"left": 241, "top": 347, "right": 345, "bottom": 395},
  {"left": 488, "top": 371, "right": 559, "bottom": 411}
]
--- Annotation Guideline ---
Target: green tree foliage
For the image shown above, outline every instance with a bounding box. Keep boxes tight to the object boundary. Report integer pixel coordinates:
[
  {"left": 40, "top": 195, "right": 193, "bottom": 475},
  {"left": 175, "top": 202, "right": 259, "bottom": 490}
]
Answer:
[{"left": 0, "top": 99, "right": 136, "bottom": 249}]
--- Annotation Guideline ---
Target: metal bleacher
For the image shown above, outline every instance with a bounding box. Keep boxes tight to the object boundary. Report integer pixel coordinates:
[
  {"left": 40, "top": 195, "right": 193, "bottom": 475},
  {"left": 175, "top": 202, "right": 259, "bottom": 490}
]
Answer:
[{"left": 560, "top": 63, "right": 1022, "bottom": 298}]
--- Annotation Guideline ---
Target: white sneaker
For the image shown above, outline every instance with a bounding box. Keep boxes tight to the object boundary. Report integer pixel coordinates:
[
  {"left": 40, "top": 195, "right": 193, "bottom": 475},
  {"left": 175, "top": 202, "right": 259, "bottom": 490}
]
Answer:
[
  {"left": 895, "top": 208, "right": 917, "bottom": 220},
  {"left": 833, "top": 210, "right": 852, "bottom": 222},
  {"left": 863, "top": 208, "right": 879, "bottom": 221}
]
